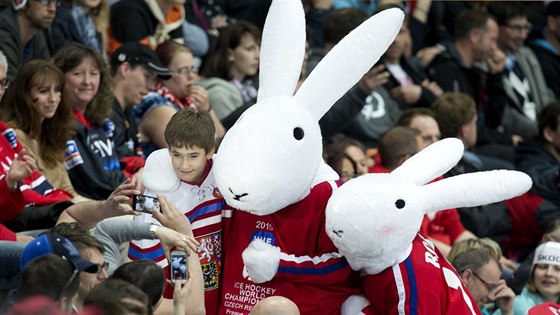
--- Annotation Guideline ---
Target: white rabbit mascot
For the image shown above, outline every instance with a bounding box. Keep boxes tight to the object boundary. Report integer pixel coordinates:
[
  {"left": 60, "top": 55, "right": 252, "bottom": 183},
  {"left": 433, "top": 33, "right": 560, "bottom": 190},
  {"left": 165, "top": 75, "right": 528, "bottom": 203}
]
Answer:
[
  {"left": 212, "top": 0, "right": 403, "bottom": 314},
  {"left": 325, "top": 138, "right": 532, "bottom": 314}
]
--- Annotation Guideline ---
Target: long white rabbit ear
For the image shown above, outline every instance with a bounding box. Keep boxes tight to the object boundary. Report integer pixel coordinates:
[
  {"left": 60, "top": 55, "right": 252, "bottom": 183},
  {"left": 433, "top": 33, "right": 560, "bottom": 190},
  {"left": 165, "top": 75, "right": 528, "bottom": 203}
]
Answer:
[
  {"left": 257, "top": 0, "right": 306, "bottom": 102},
  {"left": 420, "top": 170, "right": 532, "bottom": 214},
  {"left": 294, "top": 8, "right": 404, "bottom": 121},
  {"left": 391, "top": 138, "right": 464, "bottom": 186}
]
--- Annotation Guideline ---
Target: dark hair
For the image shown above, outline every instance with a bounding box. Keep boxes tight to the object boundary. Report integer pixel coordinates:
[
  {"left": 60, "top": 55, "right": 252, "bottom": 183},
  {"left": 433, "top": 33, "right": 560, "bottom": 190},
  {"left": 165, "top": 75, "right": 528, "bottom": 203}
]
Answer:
[
  {"left": 537, "top": 101, "right": 560, "bottom": 141},
  {"left": 84, "top": 278, "right": 149, "bottom": 315},
  {"left": 19, "top": 254, "right": 79, "bottom": 302},
  {"left": 52, "top": 43, "right": 114, "bottom": 126},
  {"left": 396, "top": 107, "right": 437, "bottom": 128},
  {"left": 322, "top": 8, "right": 368, "bottom": 45},
  {"left": 451, "top": 247, "right": 500, "bottom": 275},
  {"left": 0, "top": 60, "right": 74, "bottom": 168},
  {"left": 431, "top": 92, "right": 476, "bottom": 139},
  {"left": 111, "top": 261, "right": 165, "bottom": 313},
  {"left": 50, "top": 223, "right": 104, "bottom": 254},
  {"left": 488, "top": 2, "right": 527, "bottom": 26},
  {"left": 201, "top": 21, "right": 261, "bottom": 80},
  {"left": 454, "top": 10, "right": 495, "bottom": 40},
  {"left": 164, "top": 109, "right": 215, "bottom": 153},
  {"left": 155, "top": 40, "right": 193, "bottom": 68},
  {"left": 378, "top": 126, "right": 420, "bottom": 171}
]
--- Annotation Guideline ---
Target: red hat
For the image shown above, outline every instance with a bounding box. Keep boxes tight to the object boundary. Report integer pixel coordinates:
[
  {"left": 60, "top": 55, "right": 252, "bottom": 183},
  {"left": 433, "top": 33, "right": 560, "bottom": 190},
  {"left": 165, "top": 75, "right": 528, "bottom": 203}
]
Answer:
[{"left": 527, "top": 302, "right": 560, "bottom": 315}]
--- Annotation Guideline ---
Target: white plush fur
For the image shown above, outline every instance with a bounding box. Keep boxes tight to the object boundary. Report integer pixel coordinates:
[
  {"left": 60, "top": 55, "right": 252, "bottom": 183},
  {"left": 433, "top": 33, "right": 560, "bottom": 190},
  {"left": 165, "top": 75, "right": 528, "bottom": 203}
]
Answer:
[
  {"left": 213, "top": 0, "right": 404, "bottom": 215},
  {"left": 242, "top": 239, "right": 281, "bottom": 283},
  {"left": 142, "top": 148, "right": 180, "bottom": 193},
  {"left": 325, "top": 138, "right": 533, "bottom": 274}
]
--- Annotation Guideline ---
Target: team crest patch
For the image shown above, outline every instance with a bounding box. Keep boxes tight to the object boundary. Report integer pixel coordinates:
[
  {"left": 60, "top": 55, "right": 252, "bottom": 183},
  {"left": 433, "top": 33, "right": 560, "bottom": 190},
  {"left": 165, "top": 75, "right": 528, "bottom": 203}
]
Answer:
[
  {"left": 64, "top": 140, "right": 83, "bottom": 169},
  {"left": 212, "top": 187, "right": 222, "bottom": 198},
  {"left": 197, "top": 232, "right": 221, "bottom": 290}
]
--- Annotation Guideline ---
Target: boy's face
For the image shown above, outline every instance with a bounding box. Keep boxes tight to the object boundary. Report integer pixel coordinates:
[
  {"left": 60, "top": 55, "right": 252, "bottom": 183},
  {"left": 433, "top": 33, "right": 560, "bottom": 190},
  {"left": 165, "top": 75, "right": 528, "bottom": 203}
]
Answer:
[{"left": 169, "top": 145, "right": 213, "bottom": 183}]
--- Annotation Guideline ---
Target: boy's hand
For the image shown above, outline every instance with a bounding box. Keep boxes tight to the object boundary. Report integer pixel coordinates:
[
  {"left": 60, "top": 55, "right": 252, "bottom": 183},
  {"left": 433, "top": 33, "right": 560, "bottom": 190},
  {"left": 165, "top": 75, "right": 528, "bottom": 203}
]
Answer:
[{"left": 152, "top": 195, "right": 193, "bottom": 235}]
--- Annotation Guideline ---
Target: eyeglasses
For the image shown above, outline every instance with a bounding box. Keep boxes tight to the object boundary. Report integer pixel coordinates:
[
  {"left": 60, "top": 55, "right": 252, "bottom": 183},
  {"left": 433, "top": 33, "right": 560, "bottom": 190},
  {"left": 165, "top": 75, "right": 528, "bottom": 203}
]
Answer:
[
  {"left": 171, "top": 66, "right": 198, "bottom": 76},
  {"left": 472, "top": 270, "right": 498, "bottom": 291},
  {"left": 83, "top": 261, "right": 109, "bottom": 274},
  {"left": 503, "top": 23, "right": 532, "bottom": 33},
  {"left": 0, "top": 78, "right": 9, "bottom": 90}
]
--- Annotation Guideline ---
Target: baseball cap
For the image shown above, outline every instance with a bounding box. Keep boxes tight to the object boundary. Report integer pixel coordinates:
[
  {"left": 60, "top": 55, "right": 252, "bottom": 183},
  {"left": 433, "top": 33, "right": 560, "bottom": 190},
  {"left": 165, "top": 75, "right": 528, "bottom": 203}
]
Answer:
[
  {"left": 20, "top": 233, "right": 97, "bottom": 272},
  {"left": 527, "top": 302, "right": 560, "bottom": 315},
  {"left": 111, "top": 42, "right": 172, "bottom": 80}
]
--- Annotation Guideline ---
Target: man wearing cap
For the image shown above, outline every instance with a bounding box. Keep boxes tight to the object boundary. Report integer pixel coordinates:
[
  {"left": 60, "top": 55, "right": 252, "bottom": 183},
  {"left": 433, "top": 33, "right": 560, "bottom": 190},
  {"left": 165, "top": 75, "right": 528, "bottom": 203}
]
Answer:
[
  {"left": 0, "top": 0, "right": 54, "bottom": 82},
  {"left": 110, "top": 42, "right": 172, "bottom": 166},
  {"left": 50, "top": 223, "right": 109, "bottom": 312},
  {"left": 2, "top": 233, "right": 97, "bottom": 312}
]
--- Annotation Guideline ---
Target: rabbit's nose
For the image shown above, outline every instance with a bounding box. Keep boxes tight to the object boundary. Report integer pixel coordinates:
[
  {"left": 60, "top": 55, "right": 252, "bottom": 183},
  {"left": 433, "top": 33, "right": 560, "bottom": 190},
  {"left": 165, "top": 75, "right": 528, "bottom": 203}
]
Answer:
[{"left": 229, "top": 188, "right": 249, "bottom": 201}]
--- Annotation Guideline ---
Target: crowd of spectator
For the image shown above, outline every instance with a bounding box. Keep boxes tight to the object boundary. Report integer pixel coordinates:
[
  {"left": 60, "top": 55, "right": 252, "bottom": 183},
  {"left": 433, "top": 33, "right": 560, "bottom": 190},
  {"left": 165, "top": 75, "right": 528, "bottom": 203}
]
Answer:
[{"left": 1, "top": 0, "right": 560, "bottom": 314}]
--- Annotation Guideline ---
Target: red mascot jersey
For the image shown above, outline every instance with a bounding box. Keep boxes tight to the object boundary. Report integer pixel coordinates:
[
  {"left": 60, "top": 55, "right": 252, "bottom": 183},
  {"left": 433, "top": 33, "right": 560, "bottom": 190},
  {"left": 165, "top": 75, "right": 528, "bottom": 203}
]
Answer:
[
  {"left": 218, "top": 179, "right": 361, "bottom": 315},
  {"left": 363, "top": 234, "right": 481, "bottom": 315}
]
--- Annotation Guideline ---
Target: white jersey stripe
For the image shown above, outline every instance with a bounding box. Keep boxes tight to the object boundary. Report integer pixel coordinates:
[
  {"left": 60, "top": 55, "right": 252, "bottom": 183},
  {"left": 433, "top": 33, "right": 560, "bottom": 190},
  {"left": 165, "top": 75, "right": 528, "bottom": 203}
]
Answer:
[
  {"left": 392, "top": 264, "right": 406, "bottom": 315},
  {"left": 191, "top": 215, "right": 221, "bottom": 230}
]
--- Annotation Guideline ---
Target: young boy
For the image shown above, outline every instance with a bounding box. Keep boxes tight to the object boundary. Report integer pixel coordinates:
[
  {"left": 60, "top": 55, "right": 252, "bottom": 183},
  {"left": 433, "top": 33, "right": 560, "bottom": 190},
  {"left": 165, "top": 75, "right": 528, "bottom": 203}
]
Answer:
[{"left": 128, "top": 109, "right": 225, "bottom": 315}]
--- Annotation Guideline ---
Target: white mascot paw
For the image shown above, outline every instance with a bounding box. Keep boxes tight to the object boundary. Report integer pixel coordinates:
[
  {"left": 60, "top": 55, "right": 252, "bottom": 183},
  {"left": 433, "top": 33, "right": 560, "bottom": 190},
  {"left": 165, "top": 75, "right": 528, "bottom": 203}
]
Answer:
[{"left": 242, "top": 238, "right": 281, "bottom": 283}]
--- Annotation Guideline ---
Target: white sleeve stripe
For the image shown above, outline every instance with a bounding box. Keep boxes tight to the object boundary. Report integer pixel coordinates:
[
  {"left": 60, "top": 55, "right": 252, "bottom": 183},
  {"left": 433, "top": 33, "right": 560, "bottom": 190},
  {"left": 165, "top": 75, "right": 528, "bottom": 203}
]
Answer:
[
  {"left": 392, "top": 264, "right": 406, "bottom": 315},
  {"left": 222, "top": 209, "right": 233, "bottom": 218},
  {"left": 191, "top": 215, "right": 221, "bottom": 230},
  {"left": 279, "top": 252, "right": 342, "bottom": 265}
]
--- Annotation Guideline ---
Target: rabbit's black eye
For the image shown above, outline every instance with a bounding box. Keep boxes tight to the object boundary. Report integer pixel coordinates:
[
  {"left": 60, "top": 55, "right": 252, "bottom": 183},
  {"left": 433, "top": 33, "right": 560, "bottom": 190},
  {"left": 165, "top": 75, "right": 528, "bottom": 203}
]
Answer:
[
  {"left": 293, "top": 127, "right": 304, "bottom": 140},
  {"left": 395, "top": 199, "right": 405, "bottom": 209}
]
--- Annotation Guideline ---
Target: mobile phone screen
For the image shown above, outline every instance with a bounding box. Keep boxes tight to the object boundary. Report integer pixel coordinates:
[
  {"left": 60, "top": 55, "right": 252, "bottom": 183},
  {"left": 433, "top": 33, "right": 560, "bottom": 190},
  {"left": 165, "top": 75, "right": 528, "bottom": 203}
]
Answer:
[
  {"left": 132, "top": 195, "right": 160, "bottom": 214},
  {"left": 171, "top": 251, "right": 188, "bottom": 284}
]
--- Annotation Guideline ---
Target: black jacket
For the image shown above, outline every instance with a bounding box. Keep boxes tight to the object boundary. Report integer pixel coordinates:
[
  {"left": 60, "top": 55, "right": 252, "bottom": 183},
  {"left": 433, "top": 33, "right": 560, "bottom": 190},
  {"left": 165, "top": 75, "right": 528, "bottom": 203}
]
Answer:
[
  {"left": 66, "top": 120, "right": 126, "bottom": 200},
  {"left": 515, "top": 141, "right": 560, "bottom": 205}
]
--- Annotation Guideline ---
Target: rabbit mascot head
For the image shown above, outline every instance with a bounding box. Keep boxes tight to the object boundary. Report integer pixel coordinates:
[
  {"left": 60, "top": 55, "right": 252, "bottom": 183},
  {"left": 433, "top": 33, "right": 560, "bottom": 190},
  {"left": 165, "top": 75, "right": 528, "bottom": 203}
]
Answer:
[
  {"left": 325, "top": 138, "right": 532, "bottom": 275},
  {"left": 213, "top": 1, "right": 404, "bottom": 215}
]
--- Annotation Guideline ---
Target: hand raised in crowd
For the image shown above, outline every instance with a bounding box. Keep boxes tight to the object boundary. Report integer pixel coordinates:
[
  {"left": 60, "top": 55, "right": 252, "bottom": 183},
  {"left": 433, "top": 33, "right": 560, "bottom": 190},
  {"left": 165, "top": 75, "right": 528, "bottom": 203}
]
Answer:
[
  {"left": 189, "top": 85, "right": 210, "bottom": 112},
  {"left": 358, "top": 64, "right": 390, "bottom": 95},
  {"left": 421, "top": 80, "right": 443, "bottom": 97},
  {"left": 488, "top": 280, "right": 515, "bottom": 315},
  {"left": 391, "top": 85, "right": 422, "bottom": 104},
  {"left": 487, "top": 48, "right": 506, "bottom": 74},
  {"left": 102, "top": 178, "right": 140, "bottom": 216},
  {"left": 156, "top": 225, "right": 199, "bottom": 258},
  {"left": 415, "top": 45, "right": 443, "bottom": 67},
  {"left": 170, "top": 275, "right": 193, "bottom": 315},
  {"left": 152, "top": 194, "right": 194, "bottom": 236},
  {"left": 6, "top": 148, "right": 37, "bottom": 187}
]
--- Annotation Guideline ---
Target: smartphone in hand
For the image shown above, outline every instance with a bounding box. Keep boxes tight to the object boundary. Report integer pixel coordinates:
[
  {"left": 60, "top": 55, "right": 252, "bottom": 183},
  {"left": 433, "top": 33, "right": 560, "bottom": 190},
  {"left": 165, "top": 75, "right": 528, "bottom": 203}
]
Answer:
[
  {"left": 132, "top": 195, "right": 160, "bottom": 214},
  {"left": 170, "top": 250, "right": 188, "bottom": 284}
]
